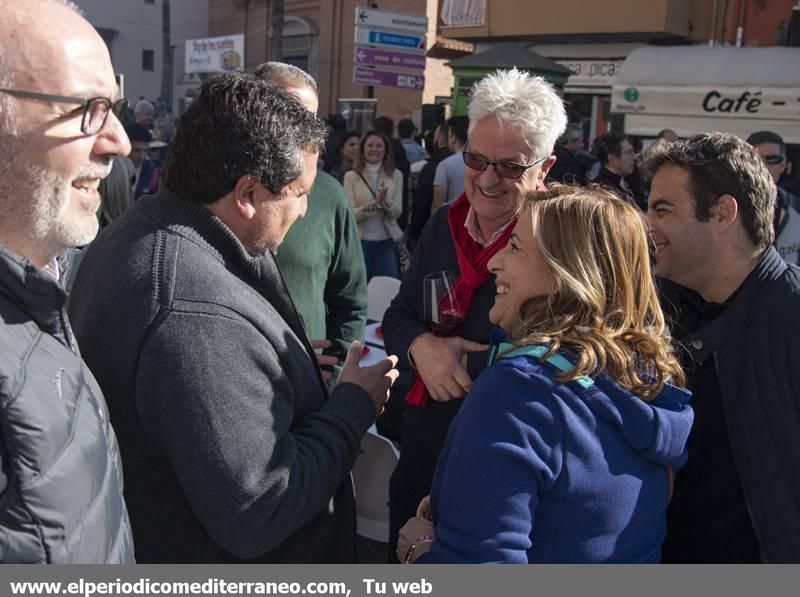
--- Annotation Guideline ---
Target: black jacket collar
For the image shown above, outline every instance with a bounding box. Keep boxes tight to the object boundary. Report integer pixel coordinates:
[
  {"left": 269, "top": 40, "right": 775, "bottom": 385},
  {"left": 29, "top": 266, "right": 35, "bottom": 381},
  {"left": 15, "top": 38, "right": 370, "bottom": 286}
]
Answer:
[
  {"left": 0, "top": 245, "right": 68, "bottom": 339},
  {"left": 668, "top": 246, "right": 787, "bottom": 361}
]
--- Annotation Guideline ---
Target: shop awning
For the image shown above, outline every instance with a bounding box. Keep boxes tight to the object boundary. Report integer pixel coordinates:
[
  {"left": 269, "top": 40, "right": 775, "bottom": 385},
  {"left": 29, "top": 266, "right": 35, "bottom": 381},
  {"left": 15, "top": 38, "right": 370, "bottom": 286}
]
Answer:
[
  {"left": 447, "top": 43, "right": 575, "bottom": 79},
  {"left": 611, "top": 47, "right": 800, "bottom": 143}
]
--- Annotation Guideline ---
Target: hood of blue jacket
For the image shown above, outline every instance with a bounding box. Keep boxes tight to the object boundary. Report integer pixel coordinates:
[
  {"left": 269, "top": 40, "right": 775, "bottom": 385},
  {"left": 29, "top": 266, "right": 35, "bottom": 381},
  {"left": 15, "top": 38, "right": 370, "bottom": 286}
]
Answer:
[
  {"left": 588, "top": 374, "right": 692, "bottom": 470},
  {"left": 489, "top": 327, "right": 693, "bottom": 470}
]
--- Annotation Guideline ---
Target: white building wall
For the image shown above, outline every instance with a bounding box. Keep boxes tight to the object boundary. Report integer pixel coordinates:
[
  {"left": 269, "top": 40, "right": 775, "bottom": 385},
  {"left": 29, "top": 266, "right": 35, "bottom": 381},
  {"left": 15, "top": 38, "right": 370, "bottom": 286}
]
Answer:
[
  {"left": 171, "top": 0, "right": 209, "bottom": 109},
  {"left": 73, "top": 0, "right": 208, "bottom": 111}
]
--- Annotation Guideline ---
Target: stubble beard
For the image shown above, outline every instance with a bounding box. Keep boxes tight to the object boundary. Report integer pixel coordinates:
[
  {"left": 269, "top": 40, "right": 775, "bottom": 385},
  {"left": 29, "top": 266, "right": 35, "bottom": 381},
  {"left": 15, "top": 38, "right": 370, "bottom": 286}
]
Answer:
[{"left": 0, "top": 151, "right": 101, "bottom": 259}]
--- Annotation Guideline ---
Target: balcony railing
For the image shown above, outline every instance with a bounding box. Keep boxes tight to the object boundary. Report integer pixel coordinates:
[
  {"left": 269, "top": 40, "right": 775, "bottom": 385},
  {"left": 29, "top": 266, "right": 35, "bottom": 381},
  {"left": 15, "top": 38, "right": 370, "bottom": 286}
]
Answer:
[{"left": 440, "top": 0, "right": 486, "bottom": 27}]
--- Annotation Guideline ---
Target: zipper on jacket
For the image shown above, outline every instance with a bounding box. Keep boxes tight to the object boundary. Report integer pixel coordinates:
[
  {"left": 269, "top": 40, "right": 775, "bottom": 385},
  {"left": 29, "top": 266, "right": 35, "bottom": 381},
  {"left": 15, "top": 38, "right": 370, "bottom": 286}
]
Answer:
[{"left": 60, "top": 307, "right": 78, "bottom": 354}]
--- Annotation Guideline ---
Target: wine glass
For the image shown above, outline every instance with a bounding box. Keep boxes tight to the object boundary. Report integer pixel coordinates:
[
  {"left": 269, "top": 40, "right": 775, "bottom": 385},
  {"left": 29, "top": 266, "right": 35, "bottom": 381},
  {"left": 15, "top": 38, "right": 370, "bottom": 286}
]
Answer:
[{"left": 422, "top": 271, "right": 464, "bottom": 335}]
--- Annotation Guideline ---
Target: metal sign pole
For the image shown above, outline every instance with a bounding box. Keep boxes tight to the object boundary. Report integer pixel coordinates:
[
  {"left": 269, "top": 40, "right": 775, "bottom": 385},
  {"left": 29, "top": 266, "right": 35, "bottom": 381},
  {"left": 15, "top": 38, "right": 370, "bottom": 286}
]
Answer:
[{"left": 367, "top": 2, "right": 378, "bottom": 101}]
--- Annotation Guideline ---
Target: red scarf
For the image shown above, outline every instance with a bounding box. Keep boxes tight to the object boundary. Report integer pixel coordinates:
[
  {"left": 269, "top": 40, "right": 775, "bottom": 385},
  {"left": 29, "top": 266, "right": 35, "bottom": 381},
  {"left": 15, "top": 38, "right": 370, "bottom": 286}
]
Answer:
[{"left": 405, "top": 193, "right": 517, "bottom": 407}]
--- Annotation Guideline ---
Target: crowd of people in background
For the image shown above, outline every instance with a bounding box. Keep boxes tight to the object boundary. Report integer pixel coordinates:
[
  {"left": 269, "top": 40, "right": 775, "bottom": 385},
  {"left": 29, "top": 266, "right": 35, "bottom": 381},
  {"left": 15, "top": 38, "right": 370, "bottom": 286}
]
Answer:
[
  {"left": 3, "top": 0, "right": 800, "bottom": 567},
  {"left": 108, "top": 85, "right": 800, "bottom": 280}
]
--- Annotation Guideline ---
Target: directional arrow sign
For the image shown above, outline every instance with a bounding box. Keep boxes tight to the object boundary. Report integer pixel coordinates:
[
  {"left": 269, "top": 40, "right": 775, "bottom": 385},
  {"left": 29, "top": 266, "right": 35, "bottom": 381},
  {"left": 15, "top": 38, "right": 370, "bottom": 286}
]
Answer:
[
  {"left": 354, "top": 27, "right": 426, "bottom": 53},
  {"left": 354, "top": 46, "right": 426, "bottom": 72},
  {"left": 355, "top": 7, "right": 428, "bottom": 34},
  {"left": 353, "top": 66, "right": 424, "bottom": 91}
]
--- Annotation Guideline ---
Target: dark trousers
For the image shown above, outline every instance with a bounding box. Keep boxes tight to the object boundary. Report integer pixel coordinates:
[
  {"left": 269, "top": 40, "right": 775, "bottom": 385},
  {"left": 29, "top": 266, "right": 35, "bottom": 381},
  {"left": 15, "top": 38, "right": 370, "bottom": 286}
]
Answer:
[{"left": 388, "top": 433, "right": 439, "bottom": 562}]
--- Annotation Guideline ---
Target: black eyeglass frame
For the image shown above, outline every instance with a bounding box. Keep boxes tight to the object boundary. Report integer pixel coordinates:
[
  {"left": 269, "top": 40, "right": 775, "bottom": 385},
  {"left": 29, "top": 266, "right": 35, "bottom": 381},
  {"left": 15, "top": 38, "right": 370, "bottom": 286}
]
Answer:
[
  {"left": 462, "top": 149, "right": 548, "bottom": 180},
  {"left": 0, "top": 88, "right": 128, "bottom": 135}
]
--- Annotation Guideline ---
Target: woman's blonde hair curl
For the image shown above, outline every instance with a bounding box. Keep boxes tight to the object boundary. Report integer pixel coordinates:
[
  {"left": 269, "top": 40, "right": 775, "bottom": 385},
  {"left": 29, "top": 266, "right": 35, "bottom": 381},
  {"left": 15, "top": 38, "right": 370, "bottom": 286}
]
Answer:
[{"left": 509, "top": 184, "right": 685, "bottom": 400}]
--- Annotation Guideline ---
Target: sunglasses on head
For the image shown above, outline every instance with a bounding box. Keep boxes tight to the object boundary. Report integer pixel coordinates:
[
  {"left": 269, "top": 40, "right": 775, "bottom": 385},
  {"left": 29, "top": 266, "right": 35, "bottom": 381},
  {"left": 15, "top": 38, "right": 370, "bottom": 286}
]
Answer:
[
  {"left": 762, "top": 154, "right": 785, "bottom": 165},
  {"left": 462, "top": 151, "right": 547, "bottom": 180}
]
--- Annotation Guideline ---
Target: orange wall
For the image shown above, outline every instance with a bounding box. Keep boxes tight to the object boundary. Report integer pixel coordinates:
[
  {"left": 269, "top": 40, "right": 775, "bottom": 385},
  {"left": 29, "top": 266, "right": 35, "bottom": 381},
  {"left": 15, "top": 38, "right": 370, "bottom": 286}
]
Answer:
[
  {"left": 437, "top": 0, "right": 796, "bottom": 47},
  {"left": 440, "top": 0, "right": 697, "bottom": 39}
]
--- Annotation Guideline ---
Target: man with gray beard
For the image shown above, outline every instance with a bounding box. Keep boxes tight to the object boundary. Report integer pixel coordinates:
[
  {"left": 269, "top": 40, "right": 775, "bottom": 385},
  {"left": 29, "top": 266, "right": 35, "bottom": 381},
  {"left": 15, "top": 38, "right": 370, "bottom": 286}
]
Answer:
[{"left": 0, "top": 0, "right": 135, "bottom": 562}]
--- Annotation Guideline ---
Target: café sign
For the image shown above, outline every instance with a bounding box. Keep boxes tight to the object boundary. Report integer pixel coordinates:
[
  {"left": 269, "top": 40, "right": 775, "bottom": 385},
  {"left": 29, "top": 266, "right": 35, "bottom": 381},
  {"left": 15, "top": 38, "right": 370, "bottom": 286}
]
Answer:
[{"left": 611, "top": 85, "right": 800, "bottom": 120}]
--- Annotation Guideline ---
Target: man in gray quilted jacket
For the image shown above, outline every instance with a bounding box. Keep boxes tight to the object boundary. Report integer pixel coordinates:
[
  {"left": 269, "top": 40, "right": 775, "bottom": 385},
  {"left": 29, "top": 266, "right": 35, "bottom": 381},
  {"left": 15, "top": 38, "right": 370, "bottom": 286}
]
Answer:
[{"left": 0, "top": 0, "right": 135, "bottom": 562}]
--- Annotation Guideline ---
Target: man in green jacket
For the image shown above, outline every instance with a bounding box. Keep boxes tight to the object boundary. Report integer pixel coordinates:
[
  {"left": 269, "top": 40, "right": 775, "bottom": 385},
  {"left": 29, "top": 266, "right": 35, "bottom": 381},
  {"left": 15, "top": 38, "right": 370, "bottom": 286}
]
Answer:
[{"left": 256, "top": 62, "right": 367, "bottom": 382}]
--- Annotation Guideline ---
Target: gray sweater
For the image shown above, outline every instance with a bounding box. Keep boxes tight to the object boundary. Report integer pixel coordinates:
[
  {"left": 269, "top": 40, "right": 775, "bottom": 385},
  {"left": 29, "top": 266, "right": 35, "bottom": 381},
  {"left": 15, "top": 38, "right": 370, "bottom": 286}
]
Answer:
[{"left": 68, "top": 190, "right": 376, "bottom": 562}]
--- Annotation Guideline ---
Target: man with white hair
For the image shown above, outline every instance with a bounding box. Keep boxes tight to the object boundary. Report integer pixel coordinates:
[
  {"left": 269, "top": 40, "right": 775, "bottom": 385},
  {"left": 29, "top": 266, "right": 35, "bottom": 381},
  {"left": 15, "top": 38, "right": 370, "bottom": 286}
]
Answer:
[
  {"left": 134, "top": 99, "right": 155, "bottom": 128},
  {"left": 0, "top": 0, "right": 134, "bottom": 562},
  {"left": 383, "top": 68, "right": 566, "bottom": 558}
]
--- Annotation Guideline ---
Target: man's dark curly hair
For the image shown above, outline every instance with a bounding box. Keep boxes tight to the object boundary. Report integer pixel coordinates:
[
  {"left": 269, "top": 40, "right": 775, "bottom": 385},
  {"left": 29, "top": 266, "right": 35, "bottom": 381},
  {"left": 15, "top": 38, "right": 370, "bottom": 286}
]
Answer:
[
  {"left": 641, "top": 132, "right": 775, "bottom": 250},
  {"left": 162, "top": 72, "right": 327, "bottom": 204}
]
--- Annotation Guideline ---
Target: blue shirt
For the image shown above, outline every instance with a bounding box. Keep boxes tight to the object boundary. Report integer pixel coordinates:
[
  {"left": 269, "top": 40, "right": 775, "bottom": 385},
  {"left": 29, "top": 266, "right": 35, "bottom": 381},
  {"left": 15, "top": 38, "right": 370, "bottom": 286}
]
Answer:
[{"left": 401, "top": 139, "right": 427, "bottom": 164}]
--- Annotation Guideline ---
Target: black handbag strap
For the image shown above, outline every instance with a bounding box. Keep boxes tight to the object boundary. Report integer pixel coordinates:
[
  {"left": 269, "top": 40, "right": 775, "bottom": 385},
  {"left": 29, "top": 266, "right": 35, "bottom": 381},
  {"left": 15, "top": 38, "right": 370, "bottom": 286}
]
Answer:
[{"left": 356, "top": 170, "right": 377, "bottom": 199}]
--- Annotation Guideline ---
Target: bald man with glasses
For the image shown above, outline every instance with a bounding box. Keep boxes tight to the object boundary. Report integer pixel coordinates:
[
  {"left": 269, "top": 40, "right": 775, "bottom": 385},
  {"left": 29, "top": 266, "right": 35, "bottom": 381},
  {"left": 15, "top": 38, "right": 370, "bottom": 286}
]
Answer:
[{"left": 0, "top": 0, "right": 134, "bottom": 562}]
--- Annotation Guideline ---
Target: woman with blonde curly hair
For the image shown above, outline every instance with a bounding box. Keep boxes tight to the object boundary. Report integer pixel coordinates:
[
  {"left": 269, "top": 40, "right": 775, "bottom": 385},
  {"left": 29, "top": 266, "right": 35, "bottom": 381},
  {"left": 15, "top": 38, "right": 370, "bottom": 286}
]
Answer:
[{"left": 398, "top": 186, "right": 693, "bottom": 563}]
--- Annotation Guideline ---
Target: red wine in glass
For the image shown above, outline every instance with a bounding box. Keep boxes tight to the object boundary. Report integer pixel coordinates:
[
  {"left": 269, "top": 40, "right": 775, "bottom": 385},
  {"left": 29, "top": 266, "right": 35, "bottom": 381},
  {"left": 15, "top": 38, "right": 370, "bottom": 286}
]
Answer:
[
  {"left": 423, "top": 271, "right": 464, "bottom": 335},
  {"left": 431, "top": 309, "right": 463, "bottom": 335}
]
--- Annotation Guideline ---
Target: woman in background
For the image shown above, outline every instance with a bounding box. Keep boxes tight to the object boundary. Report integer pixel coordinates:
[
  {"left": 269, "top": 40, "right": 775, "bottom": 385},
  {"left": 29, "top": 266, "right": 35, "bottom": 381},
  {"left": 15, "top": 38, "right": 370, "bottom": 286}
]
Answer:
[
  {"left": 329, "top": 131, "right": 360, "bottom": 184},
  {"left": 343, "top": 130, "right": 403, "bottom": 280},
  {"left": 397, "top": 186, "right": 692, "bottom": 563}
]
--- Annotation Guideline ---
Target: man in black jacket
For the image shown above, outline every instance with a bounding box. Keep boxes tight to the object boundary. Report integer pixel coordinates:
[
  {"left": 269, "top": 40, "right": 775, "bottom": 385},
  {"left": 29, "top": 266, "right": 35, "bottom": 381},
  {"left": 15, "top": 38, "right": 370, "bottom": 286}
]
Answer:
[
  {"left": 408, "top": 123, "right": 452, "bottom": 247},
  {"left": 592, "top": 132, "right": 640, "bottom": 207},
  {"left": 643, "top": 133, "right": 800, "bottom": 563},
  {"left": 546, "top": 123, "right": 589, "bottom": 185},
  {"left": 375, "top": 116, "right": 411, "bottom": 229},
  {"left": 69, "top": 73, "right": 398, "bottom": 563}
]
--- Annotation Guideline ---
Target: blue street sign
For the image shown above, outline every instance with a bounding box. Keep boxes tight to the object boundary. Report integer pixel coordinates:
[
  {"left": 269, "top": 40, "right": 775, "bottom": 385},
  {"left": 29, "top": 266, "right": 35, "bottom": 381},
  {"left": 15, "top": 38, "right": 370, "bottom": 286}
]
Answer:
[{"left": 354, "top": 27, "right": 426, "bottom": 53}]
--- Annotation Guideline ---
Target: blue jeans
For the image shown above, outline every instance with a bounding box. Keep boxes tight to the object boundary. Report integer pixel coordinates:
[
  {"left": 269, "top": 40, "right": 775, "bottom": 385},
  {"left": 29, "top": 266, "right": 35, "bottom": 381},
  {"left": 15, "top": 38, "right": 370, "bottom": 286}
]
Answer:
[{"left": 361, "top": 239, "right": 400, "bottom": 280}]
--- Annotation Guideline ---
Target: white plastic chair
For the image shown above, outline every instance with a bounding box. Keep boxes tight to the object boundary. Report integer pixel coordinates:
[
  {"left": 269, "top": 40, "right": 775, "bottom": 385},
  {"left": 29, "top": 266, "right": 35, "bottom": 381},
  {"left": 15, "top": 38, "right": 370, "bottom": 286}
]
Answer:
[
  {"left": 352, "top": 425, "right": 400, "bottom": 543},
  {"left": 367, "top": 276, "right": 401, "bottom": 322}
]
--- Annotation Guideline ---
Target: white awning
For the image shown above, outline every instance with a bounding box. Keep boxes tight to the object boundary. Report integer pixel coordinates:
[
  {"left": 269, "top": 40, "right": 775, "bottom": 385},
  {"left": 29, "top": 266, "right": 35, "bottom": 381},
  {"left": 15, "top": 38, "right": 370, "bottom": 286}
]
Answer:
[{"left": 611, "top": 47, "right": 800, "bottom": 143}]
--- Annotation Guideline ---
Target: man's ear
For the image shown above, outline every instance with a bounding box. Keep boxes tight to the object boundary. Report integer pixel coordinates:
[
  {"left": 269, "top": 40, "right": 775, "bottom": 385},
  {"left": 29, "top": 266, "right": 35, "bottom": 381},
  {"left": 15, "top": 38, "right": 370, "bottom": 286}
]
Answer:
[
  {"left": 712, "top": 194, "right": 739, "bottom": 233},
  {"left": 539, "top": 155, "right": 557, "bottom": 179},
  {"left": 232, "top": 175, "right": 260, "bottom": 220}
]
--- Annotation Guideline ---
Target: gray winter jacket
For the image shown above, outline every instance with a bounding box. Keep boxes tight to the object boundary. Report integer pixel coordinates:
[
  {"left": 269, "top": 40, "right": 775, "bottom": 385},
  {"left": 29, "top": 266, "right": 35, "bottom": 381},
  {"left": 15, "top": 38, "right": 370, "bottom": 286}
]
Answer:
[{"left": 0, "top": 246, "right": 134, "bottom": 563}]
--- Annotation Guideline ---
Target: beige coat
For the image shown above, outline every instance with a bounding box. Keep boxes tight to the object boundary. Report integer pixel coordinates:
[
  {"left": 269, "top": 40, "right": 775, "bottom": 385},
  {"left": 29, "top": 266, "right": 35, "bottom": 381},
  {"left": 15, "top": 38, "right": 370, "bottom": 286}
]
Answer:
[{"left": 343, "top": 168, "right": 404, "bottom": 241}]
